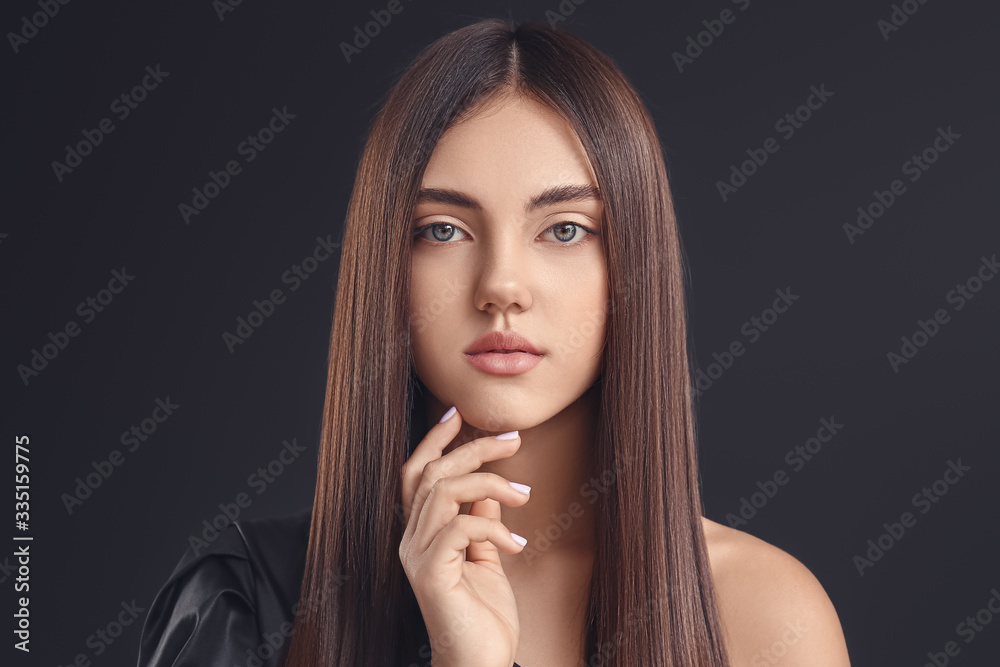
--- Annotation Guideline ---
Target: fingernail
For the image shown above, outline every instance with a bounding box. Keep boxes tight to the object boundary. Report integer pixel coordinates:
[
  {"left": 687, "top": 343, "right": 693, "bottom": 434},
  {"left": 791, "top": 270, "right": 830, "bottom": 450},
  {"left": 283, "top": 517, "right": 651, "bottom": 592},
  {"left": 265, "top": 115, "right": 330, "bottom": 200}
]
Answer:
[
  {"left": 438, "top": 406, "right": 457, "bottom": 423},
  {"left": 509, "top": 482, "right": 531, "bottom": 495},
  {"left": 495, "top": 430, "right": 519, "bottom": 440},
  {"left": 511, "top": 532, "right": 527, "bottom": 546}
]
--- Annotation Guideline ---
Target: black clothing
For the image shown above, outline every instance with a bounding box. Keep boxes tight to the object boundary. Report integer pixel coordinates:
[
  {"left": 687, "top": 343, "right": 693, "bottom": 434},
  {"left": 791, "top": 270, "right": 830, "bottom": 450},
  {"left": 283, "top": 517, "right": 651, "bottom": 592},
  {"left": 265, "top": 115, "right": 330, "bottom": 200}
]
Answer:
[
  {"left": 136, "top": 507, "right": 527, "bottom": 667},
  {"left": 137, "top": 507, "right": 310, "bottom": 667}
]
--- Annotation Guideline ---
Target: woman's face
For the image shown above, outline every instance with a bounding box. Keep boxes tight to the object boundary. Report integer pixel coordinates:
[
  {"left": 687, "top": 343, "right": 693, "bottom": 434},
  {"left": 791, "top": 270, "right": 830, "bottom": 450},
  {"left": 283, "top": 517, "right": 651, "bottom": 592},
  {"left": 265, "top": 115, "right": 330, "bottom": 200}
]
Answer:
[{"left": 409, "top": 93, "right": 608, "bottom": 433}]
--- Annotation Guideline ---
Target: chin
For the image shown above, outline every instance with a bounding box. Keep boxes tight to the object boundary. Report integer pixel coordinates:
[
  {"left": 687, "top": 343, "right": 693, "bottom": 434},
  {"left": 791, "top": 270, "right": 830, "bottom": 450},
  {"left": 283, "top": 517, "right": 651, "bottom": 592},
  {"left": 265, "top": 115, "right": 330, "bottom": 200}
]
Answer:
[
  {"left": 456, "top": 404, "right": 530, "bottom": 435},
  {"left": 420, "top": 367, "right": 590, "bottom": 435}
]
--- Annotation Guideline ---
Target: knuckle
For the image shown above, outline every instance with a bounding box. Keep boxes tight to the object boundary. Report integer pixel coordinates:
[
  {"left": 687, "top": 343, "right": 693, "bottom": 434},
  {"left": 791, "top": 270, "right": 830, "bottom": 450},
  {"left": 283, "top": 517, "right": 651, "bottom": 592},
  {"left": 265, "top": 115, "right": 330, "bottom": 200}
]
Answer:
[
  {"left": 487, "top": 472, "right": 508, "bottom": 486},
  {"left": 423, "top": 457, "right": 445, "bottom": 478}
]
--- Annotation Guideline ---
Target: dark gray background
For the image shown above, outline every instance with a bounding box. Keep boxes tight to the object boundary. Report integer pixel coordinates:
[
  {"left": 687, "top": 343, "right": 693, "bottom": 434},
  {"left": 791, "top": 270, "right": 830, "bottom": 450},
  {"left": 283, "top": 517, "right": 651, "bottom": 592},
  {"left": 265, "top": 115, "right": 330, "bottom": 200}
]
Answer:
[{"left": 3, "top": 0, "right": 998, "bottom": 665}]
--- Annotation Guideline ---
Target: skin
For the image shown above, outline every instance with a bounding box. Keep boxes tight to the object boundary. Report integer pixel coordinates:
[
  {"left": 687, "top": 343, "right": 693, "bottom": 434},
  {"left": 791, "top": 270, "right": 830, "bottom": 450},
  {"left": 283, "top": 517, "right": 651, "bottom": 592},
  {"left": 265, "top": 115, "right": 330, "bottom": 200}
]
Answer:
[{"left": 400, "top": 90, "right": 851, "bottom": 666}]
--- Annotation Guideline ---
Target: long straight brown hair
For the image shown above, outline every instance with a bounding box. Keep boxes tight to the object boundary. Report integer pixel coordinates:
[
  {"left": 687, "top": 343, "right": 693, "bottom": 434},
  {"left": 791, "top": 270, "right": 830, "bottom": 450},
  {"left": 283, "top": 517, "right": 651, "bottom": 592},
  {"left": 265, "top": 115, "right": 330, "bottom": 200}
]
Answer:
[{"left": 282, "top": 18, "right": 731, "bottom": 667}]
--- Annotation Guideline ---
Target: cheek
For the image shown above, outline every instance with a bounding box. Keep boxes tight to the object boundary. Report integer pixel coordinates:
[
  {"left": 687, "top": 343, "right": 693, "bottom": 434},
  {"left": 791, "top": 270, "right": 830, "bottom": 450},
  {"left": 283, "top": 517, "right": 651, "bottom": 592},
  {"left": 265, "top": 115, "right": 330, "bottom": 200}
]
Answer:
[
  {"left": 408, "top": 294, "right": 440, "bottom": 386},
  {"left": 547, "top": 264, "right": 608, "bottom": 363},
  {"left": 409, "top": 256, "right": 438, "bottom": 338},
  {"left": 410, "top": 263, "right": 466, "bottom": 339},
  {"left": 572, "top": 262, "right": 608, "bottom": 335},
  {"left": 409, "top": 262, "right": 469, "bottom": 380}
]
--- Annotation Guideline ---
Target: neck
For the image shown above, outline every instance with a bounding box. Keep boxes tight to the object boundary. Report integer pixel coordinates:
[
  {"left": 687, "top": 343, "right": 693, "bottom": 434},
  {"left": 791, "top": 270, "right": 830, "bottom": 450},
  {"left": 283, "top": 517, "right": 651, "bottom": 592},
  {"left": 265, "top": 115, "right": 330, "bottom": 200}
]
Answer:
[{"left": 424, "top": 383, "right": 603, "bottom": 569}]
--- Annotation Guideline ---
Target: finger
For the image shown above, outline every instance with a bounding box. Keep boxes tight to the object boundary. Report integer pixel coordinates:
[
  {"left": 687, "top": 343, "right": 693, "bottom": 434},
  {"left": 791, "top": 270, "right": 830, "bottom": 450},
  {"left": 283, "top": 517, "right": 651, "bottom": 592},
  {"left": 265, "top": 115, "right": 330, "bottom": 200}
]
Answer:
[
  {"left": 411, "top": 474, "right": 531, "bottom": 554},
  {"left": 466, "top": 498, "right": 510, "bottom": 567},
  {"left": 404, "top": 432, "right": 522, "bottom": 544},
  {"left": 401, "top": 405, "right": 464, "bottom": 524},
  {"left": 421, "top": 513, "right": 527, "bottom": 572}
]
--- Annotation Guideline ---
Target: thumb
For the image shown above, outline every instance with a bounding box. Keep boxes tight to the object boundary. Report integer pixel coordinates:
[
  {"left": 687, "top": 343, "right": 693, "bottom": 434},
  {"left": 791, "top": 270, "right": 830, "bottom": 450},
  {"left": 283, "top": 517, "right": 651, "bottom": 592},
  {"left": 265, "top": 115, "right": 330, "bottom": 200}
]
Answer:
[{"left": 465, "top": 497, "right": 504, "bottom": 568}]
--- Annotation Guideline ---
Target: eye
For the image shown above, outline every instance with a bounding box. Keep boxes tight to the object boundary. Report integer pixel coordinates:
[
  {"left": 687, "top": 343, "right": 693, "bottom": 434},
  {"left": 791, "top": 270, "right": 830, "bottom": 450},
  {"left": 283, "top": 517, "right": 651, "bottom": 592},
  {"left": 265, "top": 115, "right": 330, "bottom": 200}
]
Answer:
[
  {"left": 411, "top": 221, "right": 600, "bottom": 246},
  {"left": 544, "top": 222, "right": 598, "bottom": 245},
  {"left": 412, "top": 222, "right": 468, "bottom": 244}
]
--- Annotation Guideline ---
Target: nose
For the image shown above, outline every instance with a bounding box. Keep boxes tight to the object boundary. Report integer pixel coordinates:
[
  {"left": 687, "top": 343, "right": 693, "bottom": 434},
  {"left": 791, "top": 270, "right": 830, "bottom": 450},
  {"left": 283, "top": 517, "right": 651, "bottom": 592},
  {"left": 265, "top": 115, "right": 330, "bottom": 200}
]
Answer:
[{"left": 472, "top": 235, "right": 533, "bottom": 315}]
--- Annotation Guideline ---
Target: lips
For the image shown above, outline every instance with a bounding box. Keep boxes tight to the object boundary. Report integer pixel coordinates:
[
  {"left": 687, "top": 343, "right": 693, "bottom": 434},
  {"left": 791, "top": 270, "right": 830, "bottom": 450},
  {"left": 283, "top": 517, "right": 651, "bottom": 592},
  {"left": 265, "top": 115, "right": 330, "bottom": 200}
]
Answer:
[
  {"left": 464, "top": 330, "right": 543, "bottom": 356},
  {"left": 465, "top": 350, "right": 543, "bottom": 375},
  {"left": 464, "top": 331, "right": 544, "bottom": 375}
]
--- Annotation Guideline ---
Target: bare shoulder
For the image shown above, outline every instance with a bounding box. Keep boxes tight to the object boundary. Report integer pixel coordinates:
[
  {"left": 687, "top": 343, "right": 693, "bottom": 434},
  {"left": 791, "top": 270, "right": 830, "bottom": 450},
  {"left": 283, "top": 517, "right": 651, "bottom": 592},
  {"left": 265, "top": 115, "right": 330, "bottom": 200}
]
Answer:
[{"left": 700, "top": 516, "right": 852, "bottom": 666}]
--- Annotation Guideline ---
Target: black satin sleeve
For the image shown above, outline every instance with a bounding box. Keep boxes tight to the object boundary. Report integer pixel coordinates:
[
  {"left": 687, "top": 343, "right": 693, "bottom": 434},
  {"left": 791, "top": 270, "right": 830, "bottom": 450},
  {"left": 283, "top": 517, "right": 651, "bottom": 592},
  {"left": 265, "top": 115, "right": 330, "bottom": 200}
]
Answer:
[
  {"left": 137, "top": 524, "right": 263, "bottom": 667},
  {"left": 137, "top": 505, "right": 521, "bottom": 666}
]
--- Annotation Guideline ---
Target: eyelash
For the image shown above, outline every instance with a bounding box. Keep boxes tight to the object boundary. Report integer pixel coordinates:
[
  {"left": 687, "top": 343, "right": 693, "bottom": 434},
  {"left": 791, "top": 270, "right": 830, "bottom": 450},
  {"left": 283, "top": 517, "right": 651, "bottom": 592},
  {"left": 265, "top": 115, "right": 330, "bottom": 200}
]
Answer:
[{"left": 412, "top": 221, "right": 600, "bottom": 248}]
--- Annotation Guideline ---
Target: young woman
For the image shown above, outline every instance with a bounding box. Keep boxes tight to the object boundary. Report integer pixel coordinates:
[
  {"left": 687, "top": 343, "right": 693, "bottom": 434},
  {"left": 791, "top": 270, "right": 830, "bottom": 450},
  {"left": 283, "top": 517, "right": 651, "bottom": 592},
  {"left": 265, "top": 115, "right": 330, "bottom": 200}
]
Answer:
[{"left": 138, "top": 17, "right": 851, "bottom": 667}]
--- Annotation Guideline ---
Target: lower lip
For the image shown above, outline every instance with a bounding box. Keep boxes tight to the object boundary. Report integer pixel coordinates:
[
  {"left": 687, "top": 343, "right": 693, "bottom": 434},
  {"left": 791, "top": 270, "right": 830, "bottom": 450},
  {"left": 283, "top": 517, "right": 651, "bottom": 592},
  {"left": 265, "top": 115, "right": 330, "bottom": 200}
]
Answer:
[{"left": 465, "top": 351, "right": 543, "bottom": 375}]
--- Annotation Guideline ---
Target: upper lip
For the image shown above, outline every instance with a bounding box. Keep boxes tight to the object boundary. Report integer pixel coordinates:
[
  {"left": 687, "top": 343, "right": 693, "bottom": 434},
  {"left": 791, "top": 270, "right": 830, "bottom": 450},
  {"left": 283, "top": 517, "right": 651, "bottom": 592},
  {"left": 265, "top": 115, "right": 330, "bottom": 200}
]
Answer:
[{"left": 465, "top": 330, "right": 543, "bottom": 355}]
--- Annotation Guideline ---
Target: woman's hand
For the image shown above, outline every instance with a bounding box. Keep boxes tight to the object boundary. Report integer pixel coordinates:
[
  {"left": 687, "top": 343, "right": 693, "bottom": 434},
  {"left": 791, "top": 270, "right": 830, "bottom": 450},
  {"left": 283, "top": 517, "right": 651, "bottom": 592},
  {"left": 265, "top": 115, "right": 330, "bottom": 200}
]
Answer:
[{"left": 399, "top": 406, "right": 531, "bottom": 667}]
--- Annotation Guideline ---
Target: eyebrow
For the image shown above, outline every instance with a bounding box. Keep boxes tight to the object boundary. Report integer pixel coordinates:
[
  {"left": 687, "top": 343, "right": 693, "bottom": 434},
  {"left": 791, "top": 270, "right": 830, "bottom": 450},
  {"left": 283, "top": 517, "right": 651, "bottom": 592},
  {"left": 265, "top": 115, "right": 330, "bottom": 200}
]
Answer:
[{"left": 415, "top": 184, "right": 601, "bottom": 214}]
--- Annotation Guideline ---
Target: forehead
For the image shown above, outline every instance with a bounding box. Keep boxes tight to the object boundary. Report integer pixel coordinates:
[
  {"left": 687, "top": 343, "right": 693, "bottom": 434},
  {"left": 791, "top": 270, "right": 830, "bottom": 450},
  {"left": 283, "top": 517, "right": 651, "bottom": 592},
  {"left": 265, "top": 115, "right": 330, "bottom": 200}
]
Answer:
[{"left": 420, "top": 95, "right": 599, "bottom": 196}]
